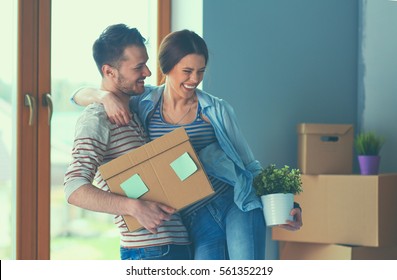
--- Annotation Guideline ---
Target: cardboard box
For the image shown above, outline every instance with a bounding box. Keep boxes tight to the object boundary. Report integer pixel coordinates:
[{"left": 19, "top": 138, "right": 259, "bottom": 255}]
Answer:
[
  {"left": 279, "top": 241, "right": 397, "bottom": 260},
  {"left": 297, "top": 123, "right": 354, "bottom": 174},
  {"left": 272, "top": 174, "right": 397, "bottom": 247},
  {"left": 99, "top": 127, "right": 214, "bottom": 232}
]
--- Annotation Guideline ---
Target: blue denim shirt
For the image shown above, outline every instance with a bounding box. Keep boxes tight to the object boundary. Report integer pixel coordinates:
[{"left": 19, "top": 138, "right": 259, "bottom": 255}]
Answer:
[{"left": 130, "top": 85, "right": 263, "bottom": 211}]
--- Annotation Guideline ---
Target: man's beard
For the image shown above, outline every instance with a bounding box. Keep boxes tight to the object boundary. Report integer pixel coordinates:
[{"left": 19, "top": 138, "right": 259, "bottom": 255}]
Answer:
[{"left": 117, "top": 77, "right": 143, "bottom": 96}]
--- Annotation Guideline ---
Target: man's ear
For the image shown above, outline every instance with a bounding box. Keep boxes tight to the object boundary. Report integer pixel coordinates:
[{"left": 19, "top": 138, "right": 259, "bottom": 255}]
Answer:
[{"left": 102, "top": 64, "right": 115, "bottom": 78}]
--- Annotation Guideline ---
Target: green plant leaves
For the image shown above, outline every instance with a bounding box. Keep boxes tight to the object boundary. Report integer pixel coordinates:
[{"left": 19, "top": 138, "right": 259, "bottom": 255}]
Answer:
[
  {"left": 253, "top": 164, "right": 303, "bottom": 196},
  {"left": 354, "top": 132, "right": 385, "bottom": 156}
]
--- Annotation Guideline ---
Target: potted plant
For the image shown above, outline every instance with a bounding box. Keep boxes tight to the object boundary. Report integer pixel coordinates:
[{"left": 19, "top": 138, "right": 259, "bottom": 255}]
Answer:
[
  {"left": 253, "top": 164, "right": 303, "bottom": 226},
  {"left": 354, "top": 131, "right": 385, "bottom": 175}
]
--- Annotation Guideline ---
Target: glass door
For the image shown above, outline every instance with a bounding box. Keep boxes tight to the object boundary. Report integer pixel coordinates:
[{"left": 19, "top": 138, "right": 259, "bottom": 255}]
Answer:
[
  {"left": 50, "top": 0, "right": 158, "bottom": 259},
  {"left": 0, "top": 0, "right": 17, "bottom": 260}
]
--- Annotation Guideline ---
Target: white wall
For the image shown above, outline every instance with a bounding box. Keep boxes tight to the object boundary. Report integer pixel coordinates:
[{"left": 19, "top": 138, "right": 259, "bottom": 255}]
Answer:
[
  {"left": 171, "top": 0, "right": 202, "bottom": 35},
  {"left": 358, "top": 0, "right": 397, "bottom": 172}
]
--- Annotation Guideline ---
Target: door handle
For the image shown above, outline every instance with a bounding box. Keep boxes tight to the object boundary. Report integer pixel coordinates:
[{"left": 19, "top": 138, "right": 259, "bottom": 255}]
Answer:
[
  {"left": 24, "top": 93, "right": 36, "bottom": 126},
  {"left": 42, "top": 93, "right": 53, "bottom": 125}
]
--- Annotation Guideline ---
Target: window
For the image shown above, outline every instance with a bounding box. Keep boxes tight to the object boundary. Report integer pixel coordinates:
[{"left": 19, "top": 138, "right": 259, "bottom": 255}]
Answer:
[
  {"left": 1, "top": 0, "right": 170, "bottom": 260},
  {"left": 50, "top": 0, "right": 159, "bottom": 260},
  {"left": 0, "top": 0, "right": 17, "bottom": 260}
]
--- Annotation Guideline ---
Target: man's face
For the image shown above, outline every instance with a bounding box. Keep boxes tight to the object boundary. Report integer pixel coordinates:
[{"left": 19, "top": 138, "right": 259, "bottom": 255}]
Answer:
[{"left": 112, "top": 45, "right": 151, "bottom": 96}]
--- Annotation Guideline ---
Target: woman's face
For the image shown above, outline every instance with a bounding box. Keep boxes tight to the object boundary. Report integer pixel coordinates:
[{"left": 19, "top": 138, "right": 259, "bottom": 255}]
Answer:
[{"left": 166, "top": 54, "right": 206, "bottom": 97}]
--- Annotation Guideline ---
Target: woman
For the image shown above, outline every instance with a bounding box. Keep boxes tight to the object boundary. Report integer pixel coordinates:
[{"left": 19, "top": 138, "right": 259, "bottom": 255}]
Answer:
[{"left": 74, "top": 29, "right": 302, "bottom": 259}]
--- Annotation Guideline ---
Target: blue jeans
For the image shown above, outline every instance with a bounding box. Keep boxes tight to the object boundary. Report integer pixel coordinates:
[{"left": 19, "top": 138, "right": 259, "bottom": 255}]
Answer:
[
  {"left": 183, "top": 188, "right": 266, "bottom": 260},
  {"left": 120, "top": 244, "right": 192, "bottom": 260}
]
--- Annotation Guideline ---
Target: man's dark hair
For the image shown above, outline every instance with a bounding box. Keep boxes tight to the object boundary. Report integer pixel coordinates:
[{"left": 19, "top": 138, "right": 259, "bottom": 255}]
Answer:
[{"left": 92, "top": 23, "right": 146, "bottom": 76}]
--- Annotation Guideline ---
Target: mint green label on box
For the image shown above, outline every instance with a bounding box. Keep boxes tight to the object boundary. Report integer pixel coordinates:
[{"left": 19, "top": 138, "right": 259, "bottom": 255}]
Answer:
[
  {"left": 120, "top": 174, "right": 149, "bottom": 199},
  {"left": 170, "top": 152, "right": 198, "bottom": 181}
]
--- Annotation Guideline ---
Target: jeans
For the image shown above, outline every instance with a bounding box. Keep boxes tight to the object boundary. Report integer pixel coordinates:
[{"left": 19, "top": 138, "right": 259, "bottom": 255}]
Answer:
[
  {"left": 183, "top": 188, "right": 266, "bottom": 260},
  {"left": 120, "top": 244, "right": 192, "bottom": 260}
]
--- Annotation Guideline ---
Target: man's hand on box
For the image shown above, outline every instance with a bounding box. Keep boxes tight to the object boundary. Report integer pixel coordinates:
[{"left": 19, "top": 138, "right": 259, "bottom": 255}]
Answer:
[{"left": 131, "top": 200, "right": 176, "bottom": 234}]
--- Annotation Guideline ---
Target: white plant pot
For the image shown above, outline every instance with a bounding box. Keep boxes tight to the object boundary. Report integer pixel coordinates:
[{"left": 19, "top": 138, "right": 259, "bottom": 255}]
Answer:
[{"left": 260, "top": 193, "right": 294, "bottom": 227}]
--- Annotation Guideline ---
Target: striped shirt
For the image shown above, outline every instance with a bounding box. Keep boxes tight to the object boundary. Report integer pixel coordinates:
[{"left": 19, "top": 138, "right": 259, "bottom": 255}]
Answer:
[
  {"left": 148, "top": 97, "right": 230, "bottom": 216},
  {"left": 64, "top": 103, "right": 190, "bottom": 248}
]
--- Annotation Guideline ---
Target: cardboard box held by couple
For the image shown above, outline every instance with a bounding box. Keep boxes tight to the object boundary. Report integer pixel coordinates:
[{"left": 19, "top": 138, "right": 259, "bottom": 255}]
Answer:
[{"left": 99, "top": 127, "right": 214, "bottom": 232}]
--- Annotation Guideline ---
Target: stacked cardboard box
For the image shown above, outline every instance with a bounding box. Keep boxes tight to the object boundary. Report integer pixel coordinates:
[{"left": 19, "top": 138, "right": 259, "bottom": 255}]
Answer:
[
  {"left": 297, "top": 123, "right": 354, "bottom": 174},
  {"left": 272, "top": 123, "right": 397, "bottom": 259},
  {"left": 279, "top": 241, "right": 397, "bottom": 260}
]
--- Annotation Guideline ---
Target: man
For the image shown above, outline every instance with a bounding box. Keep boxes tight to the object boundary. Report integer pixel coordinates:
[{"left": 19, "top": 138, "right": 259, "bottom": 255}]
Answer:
[{"left": 64, "top": 24, "right": 191, "bottom": 260}]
